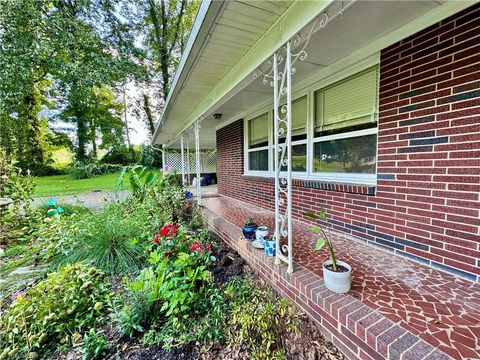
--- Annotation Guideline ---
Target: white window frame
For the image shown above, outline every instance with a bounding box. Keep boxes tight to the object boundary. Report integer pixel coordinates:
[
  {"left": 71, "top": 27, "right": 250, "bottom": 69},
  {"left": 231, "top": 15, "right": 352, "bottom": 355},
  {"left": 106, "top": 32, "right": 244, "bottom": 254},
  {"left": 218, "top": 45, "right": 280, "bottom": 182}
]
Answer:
[
  {"left": 243, "top": 60, "right": 379, "bottom": 186},
  {"left": 244, "top": 110, "right": 272, "bottom": 175}
]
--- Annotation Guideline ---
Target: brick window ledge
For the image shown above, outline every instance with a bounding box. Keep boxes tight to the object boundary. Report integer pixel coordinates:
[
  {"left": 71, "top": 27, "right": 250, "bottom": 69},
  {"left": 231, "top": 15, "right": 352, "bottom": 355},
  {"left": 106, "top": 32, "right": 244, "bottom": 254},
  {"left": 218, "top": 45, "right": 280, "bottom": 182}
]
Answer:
[{"left": 241, "top": 175, "right": 376, "bottom": 196}]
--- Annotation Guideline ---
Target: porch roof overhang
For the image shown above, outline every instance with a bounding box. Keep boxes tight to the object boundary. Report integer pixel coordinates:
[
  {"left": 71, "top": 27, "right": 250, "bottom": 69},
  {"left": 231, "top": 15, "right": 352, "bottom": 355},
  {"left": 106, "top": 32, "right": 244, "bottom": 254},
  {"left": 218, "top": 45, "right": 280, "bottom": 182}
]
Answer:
[{"left": 152, "top": 0, "right": 476, "bottom": 150}]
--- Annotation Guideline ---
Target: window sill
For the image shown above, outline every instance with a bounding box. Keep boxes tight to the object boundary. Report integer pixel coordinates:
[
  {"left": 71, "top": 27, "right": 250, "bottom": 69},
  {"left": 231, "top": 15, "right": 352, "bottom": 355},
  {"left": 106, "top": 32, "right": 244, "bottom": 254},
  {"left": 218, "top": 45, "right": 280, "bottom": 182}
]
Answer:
[{"left": 241, "top": 175, "right": 376, "bottom": 196}]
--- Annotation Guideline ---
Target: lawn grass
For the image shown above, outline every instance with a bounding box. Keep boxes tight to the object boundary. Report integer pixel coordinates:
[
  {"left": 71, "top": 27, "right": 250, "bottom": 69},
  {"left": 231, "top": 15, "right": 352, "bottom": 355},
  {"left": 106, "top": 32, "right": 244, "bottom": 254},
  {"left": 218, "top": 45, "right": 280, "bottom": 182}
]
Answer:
[{"left": 33, "top": 172, "right": 128, "bottom": 197}]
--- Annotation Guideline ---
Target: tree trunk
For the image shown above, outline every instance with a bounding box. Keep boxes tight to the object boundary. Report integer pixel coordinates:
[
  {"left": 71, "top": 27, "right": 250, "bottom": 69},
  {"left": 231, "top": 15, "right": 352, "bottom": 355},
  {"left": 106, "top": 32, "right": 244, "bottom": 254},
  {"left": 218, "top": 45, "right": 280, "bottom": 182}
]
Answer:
[
  {"left": 17, "top": 92, "right": 44, "bottom": 171},
  {"left": 143, "top": 94, "right": 156, "bottom": 136},
  {"left": 76, "top": 116, "right": 88, "bottom": 161},
  {"left": 91, "top": 124, "right": 97, "bottom": 160},
  {"left": 123, "top": 83, "right": 131, "bottom": 147}
]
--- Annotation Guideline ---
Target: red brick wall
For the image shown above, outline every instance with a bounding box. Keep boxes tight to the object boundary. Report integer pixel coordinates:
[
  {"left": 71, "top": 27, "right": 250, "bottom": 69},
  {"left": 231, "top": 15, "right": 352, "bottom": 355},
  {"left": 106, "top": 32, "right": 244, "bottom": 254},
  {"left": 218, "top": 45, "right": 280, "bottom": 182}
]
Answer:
[{"left": 216, "top": 5, "right": 480, "bottom": 282}]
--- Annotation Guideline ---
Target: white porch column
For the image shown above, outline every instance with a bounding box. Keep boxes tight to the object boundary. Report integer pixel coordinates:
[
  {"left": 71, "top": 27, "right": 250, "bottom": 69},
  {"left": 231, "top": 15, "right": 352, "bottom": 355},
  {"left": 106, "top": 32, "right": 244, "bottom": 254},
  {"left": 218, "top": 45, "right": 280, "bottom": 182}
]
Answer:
[
  {"left": 180, "top": 133, "right": 186, "bottom": 187},
  {"left": 186, "top": 134, "right": 191, "bottom": 190},
  {"left": 194, "top": 120, "right": 202, "bottom": 205},
  {"left": 272, "top": 41, "right": 293, "bottom": 274},
  {"left": 161, "top": 145, "right": 166, "bottom": 170}
]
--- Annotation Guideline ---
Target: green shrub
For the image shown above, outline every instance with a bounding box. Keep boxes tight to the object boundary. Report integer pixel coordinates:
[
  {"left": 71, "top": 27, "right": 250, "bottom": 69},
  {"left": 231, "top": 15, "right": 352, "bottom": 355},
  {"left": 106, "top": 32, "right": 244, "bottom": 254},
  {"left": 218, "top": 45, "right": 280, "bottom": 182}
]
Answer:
[
  {"left": 0, "top": 149, "right": 35, "bottom": 231},
  {"left": 0, "top": 263, "right": 109, "bottom": 359},
  {"left": 225, "top": 278, "right": 296, "bottom": 360},
  {"left": 113, "top": 223, "right": 221, "bottom": 348},
  {"left": 80, "top": 328, "right": 109, "bottom": 360},
  {"left": 46, "top": 203, "right": 148, "bottom": 275},
  {"left": 101, "top": 145, "right": 139, "bottom": 165},
  {"left": 139, "top": 145, "right": 162, "bottom": 168},
  {"left": 68, "top": 161, "right": 121, "bottom": 179}
]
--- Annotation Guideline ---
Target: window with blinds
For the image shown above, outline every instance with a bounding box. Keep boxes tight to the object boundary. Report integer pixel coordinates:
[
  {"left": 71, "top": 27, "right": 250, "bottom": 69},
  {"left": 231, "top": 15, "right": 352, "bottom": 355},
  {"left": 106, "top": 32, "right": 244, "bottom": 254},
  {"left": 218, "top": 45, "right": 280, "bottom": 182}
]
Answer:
[
  {"left": 276, "top": 95, "right": 307, "bottom": 138},
  {"left": 248, "top": 112, "right": 268, "bottom": 148},
  {"left": 315, "top": 67, "right": 378, "bottom": 134}
]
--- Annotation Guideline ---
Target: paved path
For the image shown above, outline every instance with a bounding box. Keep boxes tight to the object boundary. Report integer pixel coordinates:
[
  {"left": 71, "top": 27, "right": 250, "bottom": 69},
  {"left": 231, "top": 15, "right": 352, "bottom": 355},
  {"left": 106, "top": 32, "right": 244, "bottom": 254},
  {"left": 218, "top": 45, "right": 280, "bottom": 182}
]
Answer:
[
  {"left": 32, "top": 185, "right": 218, "bottom": 210},
  {"left": 32, "top": 190, "right": 130, "bottom": 210}
]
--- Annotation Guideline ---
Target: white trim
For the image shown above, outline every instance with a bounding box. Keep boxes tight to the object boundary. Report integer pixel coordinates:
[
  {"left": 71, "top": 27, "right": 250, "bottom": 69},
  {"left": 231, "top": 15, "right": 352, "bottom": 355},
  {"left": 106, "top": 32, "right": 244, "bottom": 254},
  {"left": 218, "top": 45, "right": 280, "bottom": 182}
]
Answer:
[
  {"left": 243, "top": 171, "right": 377, "bottom": 186},
  {"left": 312, "top": 127, "right": 377, "bottom": 143}
]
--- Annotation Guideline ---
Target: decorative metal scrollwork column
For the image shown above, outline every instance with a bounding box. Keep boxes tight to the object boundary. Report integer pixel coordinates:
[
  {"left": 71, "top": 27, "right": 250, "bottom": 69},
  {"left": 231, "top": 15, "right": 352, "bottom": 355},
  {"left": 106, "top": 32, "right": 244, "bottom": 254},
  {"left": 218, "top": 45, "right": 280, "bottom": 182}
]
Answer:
[
  {"left": 194, "top": 120, "right": 202, "bottom": 205},
  {"left": 273, "top": 42, "right": 294, "bottom": 273},
  {"left": 254, "top": 11, "right": 333, "bottom": 274}
]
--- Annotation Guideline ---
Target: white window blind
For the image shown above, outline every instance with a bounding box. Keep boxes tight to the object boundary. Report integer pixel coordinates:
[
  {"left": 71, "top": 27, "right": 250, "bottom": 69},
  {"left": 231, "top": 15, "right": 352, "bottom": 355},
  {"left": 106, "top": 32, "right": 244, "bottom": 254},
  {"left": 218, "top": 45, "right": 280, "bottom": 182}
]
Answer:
[
  {"left": 315, "top": 67, "right": 378, "bottom": 131},
  {"left": 277, "top": 95, "right": 307, "bottom": 136},
  {"left": 249, "top": 112, "right": 268, "bottom": 147}
]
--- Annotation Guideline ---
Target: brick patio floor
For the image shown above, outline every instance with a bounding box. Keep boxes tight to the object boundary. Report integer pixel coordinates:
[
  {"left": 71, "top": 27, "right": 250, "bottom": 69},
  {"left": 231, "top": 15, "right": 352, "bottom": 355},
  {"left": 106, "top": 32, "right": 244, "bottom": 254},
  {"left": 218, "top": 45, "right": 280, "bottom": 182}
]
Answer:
[{"left": 202, "top": 195, "right": 480, "bottom": 360}]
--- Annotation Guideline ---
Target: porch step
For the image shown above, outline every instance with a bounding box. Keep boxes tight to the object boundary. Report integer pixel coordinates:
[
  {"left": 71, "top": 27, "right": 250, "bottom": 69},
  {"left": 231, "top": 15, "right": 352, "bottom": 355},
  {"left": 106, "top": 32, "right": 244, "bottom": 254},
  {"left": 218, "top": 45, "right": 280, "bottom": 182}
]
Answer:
[{"left": 202, "top": 195, "right": 480, "bottom": 360}]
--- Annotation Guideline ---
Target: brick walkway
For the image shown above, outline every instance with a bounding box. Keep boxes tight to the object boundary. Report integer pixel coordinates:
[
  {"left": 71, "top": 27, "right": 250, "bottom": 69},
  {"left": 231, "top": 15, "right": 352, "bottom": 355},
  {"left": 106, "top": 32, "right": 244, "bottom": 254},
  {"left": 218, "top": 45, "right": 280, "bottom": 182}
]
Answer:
[{"left": 202, "top": 195, "right": 480, "bottom": 360}]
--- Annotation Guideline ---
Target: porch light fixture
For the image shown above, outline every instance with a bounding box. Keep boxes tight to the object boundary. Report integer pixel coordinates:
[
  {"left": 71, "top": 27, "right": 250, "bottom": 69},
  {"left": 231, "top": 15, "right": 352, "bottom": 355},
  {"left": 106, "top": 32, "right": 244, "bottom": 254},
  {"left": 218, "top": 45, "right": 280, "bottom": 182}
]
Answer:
[{"left": 213, "top": 113, "right": 222, "bottom": 120}]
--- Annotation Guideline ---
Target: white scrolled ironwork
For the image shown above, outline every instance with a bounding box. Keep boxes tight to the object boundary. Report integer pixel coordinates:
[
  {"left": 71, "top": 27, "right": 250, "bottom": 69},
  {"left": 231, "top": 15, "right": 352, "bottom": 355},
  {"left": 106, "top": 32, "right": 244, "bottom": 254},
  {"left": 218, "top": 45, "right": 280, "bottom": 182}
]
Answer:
[
  {"left": 194, "top": 120, "right": 202, "bottom": 205},
  {"left": 255, "top": 5, "right": 352, "bottom": 273},
  {"left": 272, "top": 42, "right": 294, "bottom": 273}
]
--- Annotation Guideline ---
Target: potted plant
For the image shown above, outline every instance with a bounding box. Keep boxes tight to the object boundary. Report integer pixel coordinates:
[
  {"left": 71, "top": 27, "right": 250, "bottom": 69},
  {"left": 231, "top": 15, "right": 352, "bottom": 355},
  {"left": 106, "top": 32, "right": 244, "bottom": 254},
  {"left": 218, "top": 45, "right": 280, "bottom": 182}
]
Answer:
[
  {"left": 242, "top": 218, "right": 258, "bottom": 240},
  {"left": 304, "top": 209, "right": 352, "bottom": 293}
]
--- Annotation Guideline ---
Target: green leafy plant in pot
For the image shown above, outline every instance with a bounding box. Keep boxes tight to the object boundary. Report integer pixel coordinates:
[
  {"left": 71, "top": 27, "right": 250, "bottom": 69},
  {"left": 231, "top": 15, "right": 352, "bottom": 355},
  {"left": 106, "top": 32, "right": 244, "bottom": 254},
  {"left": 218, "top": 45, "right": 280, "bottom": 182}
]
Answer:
[{"left": 304, "top": 209, "right": 352, "bottom": 293}]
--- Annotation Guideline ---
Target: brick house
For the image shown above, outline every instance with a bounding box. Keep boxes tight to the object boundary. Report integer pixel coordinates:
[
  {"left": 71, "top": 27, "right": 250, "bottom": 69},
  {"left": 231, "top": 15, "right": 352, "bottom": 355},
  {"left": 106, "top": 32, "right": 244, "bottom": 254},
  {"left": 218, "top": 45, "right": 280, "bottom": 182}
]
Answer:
[{"left": 154, "top": 1, "right": 480, "bottom": 359}]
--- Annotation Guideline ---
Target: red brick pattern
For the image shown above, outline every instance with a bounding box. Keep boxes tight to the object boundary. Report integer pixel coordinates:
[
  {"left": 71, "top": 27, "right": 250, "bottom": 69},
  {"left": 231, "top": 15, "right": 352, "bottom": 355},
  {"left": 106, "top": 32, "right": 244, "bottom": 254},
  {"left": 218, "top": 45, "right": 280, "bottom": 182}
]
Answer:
[
  {"left": 216, "top": 5, "right": 480, "bottom": 283},
  {"left": 202, "top": 196, "right": 480, "bottom": 359}
]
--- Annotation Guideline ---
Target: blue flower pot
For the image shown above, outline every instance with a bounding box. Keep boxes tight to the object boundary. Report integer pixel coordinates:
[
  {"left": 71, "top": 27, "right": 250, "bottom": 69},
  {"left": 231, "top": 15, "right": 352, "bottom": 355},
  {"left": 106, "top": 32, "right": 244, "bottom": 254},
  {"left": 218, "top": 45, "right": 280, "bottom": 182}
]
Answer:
[{"left": 242, "top": 224, "right": 258, "bottom": 240}]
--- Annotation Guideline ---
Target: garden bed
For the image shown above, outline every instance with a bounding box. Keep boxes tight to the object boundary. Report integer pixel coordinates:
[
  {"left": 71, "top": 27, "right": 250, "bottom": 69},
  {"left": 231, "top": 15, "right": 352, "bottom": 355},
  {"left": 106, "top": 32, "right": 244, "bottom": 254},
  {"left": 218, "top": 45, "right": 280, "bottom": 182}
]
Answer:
[
  {"left": 1, "top": 166, "right": 345, "bottom": 360},
  {"left": 48, "top": 239, "right": 345, "bottom": 360}
]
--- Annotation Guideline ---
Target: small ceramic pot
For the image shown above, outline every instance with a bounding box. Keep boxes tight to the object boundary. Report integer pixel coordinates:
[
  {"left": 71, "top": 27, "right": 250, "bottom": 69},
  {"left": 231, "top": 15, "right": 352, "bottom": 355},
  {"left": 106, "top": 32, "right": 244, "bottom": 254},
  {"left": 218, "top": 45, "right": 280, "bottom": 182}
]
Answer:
[
  {"left": 242, "top": 224, "right": 258, "bottom": 240},
  {"left": 255, "top": 226, "right": 268, "bottom": 241},
  {"left": 264, "top": 237, "right": 276, "bottom": 257},
  {"left": 323, "top": 260, "right": 352, "bottom": 293}
]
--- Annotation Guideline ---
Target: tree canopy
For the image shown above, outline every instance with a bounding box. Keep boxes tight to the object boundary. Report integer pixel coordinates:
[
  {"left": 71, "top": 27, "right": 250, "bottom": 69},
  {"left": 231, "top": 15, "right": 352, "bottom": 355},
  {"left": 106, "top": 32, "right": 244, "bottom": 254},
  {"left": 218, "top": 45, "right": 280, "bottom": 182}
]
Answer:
[{"left": 0, "top": 0, "right": 199, "bottom": 172}]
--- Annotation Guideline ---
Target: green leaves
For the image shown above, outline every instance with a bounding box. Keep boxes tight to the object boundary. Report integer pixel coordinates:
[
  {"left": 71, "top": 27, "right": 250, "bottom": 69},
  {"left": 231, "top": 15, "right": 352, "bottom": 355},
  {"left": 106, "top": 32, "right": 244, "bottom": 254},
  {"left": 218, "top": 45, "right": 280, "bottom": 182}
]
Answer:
[
  {"left": 0, "top": 264, "right": 109, "bottom": 358},
  {"left": 309, "top": 225, "right": 321, "bottom": 234},
  {"left": 314, "top": 238, "right": 326, "bottom": 251}
]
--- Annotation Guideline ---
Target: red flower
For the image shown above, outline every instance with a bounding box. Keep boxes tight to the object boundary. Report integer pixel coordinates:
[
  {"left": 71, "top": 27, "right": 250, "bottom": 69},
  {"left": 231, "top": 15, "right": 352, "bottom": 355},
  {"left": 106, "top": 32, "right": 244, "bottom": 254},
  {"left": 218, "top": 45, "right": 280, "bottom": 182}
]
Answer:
[
  {"left": 206, "top": 243, "right": 211, "bottom": 251},
  {"left": 153, "top": 236, "right": 160, "bottom": 244},
  {"left": 189, "top": 240, "right": 204, "bottom": 253},
  {"left": 158, "top": 224, "right": 179, "bottom": 238},
  {"left": 164, "top": 251, "right": 173, "bottom": 257}
]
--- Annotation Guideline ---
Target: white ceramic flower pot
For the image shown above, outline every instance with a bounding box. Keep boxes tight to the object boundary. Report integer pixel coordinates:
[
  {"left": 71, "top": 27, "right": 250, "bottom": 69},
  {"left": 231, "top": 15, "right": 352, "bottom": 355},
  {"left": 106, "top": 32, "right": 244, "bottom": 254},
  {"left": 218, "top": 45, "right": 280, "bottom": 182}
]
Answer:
[
  {"left": 323, "top": 260, "right": 352, "bottom": 293},
  {"left": 255, "top": 226, "right": 268, "bottom": 241}
]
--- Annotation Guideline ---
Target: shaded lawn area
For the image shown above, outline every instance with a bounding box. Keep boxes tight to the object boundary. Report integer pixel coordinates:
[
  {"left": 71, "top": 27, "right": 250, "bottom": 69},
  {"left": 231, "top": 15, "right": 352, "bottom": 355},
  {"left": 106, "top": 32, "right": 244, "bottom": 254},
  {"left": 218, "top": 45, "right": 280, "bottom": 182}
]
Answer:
[{"left": 33, "top": 172, "right": 127, "bottom": 197}]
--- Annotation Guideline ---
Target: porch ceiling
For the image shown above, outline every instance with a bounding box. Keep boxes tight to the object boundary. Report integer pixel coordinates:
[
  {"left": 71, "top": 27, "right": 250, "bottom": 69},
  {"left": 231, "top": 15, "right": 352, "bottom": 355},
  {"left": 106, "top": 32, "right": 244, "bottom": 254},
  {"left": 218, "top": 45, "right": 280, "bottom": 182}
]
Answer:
[{"left": 156, "top": 0, "right": 475, "bottom": 150}]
